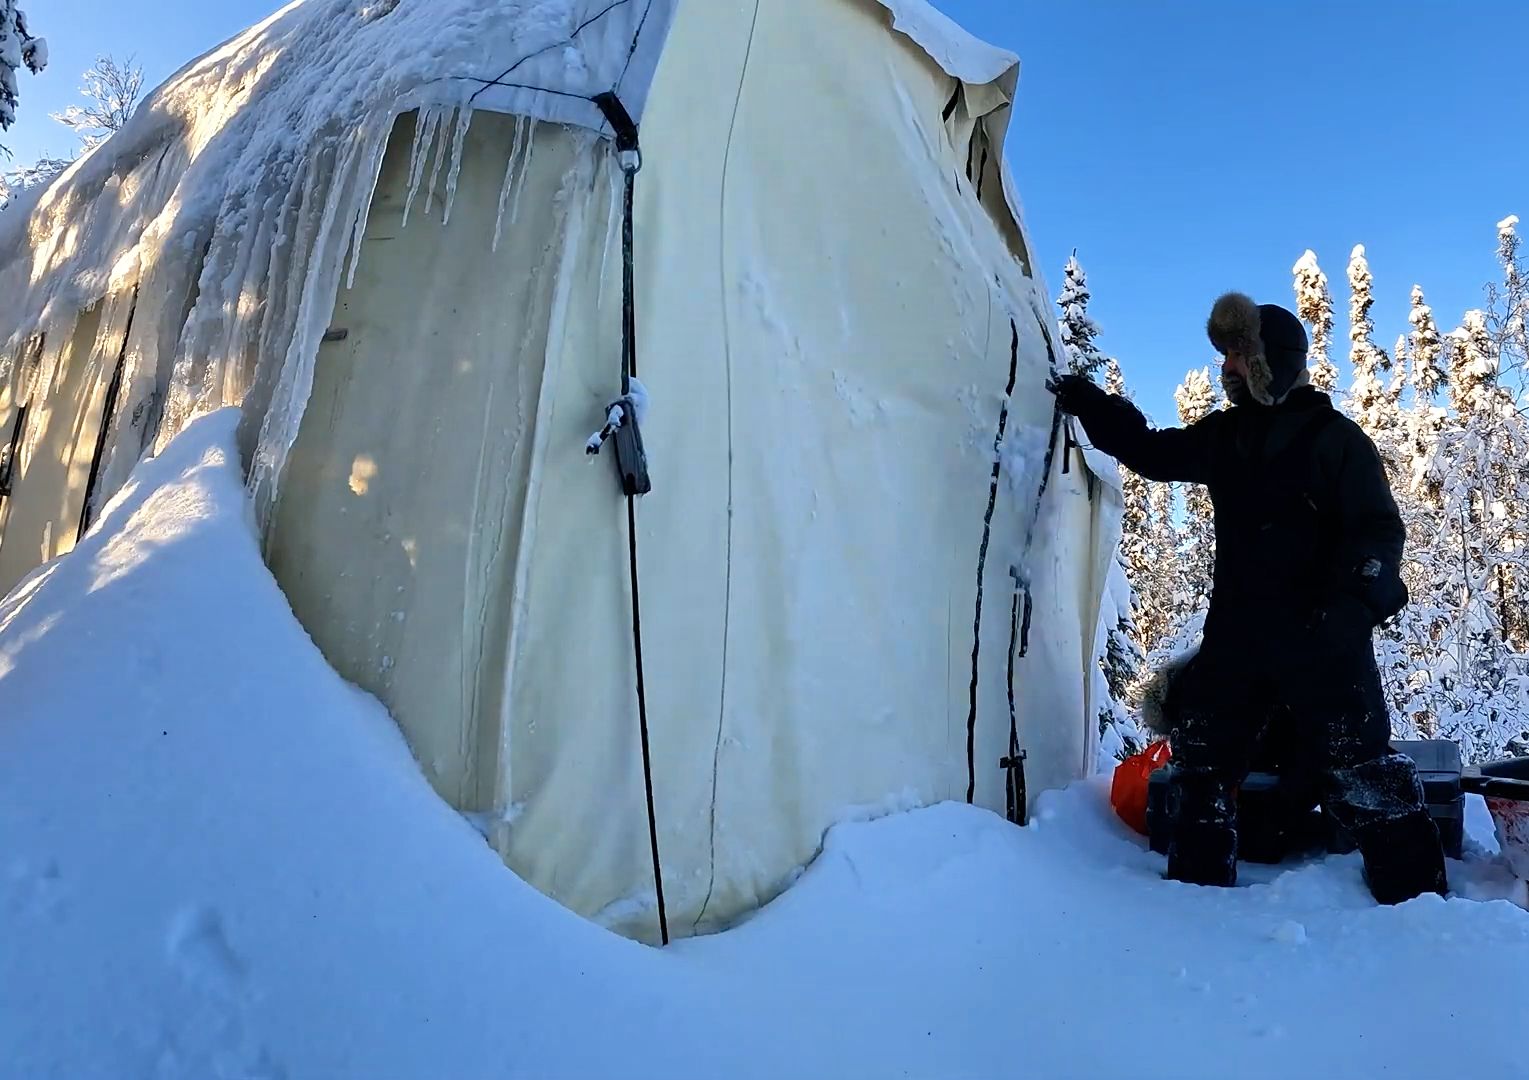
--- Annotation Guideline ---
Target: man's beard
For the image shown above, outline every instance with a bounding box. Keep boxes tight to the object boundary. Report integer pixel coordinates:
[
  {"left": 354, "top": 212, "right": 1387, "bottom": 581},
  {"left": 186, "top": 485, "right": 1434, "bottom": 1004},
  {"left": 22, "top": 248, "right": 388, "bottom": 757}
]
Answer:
[{"left": 1222, "top": 374, "right": 1251, "bottom": 405}]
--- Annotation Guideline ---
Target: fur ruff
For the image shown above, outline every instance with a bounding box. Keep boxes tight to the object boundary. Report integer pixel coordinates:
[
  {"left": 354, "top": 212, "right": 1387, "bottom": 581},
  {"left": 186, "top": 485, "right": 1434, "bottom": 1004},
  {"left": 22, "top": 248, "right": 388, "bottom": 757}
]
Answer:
[
  {"left": 1206, "top": 291, "right": 1276, "bottom": 406},
  {"left": 1137, "top": 647, "right": 1199, "bottom": 737}
]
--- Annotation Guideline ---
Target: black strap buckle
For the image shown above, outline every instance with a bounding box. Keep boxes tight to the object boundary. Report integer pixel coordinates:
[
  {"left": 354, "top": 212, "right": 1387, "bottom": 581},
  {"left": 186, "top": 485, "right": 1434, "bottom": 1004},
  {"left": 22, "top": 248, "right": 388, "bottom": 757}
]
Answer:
[
  {"left": 592, "top": 91, "right": 642, "bottom": 174},
  {"left": 586, "top": 394, "right": 651, "bottom": 497}
]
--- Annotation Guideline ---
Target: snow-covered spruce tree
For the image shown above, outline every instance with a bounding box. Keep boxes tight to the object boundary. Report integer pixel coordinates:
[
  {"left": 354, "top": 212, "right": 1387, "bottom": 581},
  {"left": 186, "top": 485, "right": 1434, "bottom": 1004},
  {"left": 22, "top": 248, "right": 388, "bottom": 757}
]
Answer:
[
  {"left": 1388, "top": 332, "right": 1409, "bottom": 408},
  {"left": 1103, "top": 358, "right": 1129, "bottom": 400},
  {"left": 1293, "top": 250, "right": 1342, "bottom": 392},
  {"left": 1408, "top": 284, "right": 1448, "bottom": 405},
  {"left": 1375, "top": 282, "right": 1461, "bottom": 742},
  {"left": 1173, "top": 367, "right": 1218, "bottom": 615},
  {"left": 1057, "top": 253, "right": 1107, "bottom": 378},
  {"left": 0, "top": 3, "right": 48, "bottom": 208},
  {"left": 1400, "top": 284, "right": 1450, "bottom": 549},
  {"left": 1480, "top": 215, "right": 1529, "bottom": 654},
  {"left": 1367, "top": 291, "right": 1451, "bottom": 738},
  {"left": 1104, "top": 358, "right": 1153, "bottom": 622},
  {"left": 1346, "top": 245, "right": 1400, "bottom": 449},
  {"left": 0, "top": 3, "right": 46, "bottom": 135},
  {"left": 1096, "top": 556, "right": 1146, "bottom": 766},
  {"left": 1446, "top": 309, "right": 1497, "bottom": 415},
  {"left": 1124, "top": 476, "right": 1192, "bottom": 733},
  {"left": 1492, "top": 215, "right": 1525, "bottom": 346},
  {"left": 1419, "top": 288, "right": 1529, "bottom": 760},
  {"left": 1137, "top": 475, "right": 1181, "bottom": 656}
]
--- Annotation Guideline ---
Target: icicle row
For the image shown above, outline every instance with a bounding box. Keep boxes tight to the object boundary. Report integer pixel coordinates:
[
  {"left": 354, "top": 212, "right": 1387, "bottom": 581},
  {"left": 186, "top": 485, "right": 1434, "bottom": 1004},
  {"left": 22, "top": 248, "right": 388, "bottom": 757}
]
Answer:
[
  {"left": 508, "top": 120, "right": 538, "bottom": 229},
  {"left": 492, "top": 115, "right": 529, "bottom": 253},
  {"left": 401, "top": 105, "right": 446, "bottom": 229},
  {"left": 161, "top": 157, "right": 276, "bottom": 439},
  {"left": 248, "top": 120, "right": 383, "bottom": 531}
]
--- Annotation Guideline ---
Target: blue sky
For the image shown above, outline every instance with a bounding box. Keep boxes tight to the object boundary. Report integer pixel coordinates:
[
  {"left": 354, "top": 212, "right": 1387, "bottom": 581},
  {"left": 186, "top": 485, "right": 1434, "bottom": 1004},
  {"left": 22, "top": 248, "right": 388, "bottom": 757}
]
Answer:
[{"left": 5, "top": 1, "right": 1525, "bottom": 424}]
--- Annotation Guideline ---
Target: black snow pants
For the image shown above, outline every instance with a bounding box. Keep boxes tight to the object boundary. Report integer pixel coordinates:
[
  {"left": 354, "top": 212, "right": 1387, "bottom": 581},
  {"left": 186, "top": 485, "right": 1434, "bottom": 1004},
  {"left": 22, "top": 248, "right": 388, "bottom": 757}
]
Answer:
[{"left": 1163, "top": 628, "right": 1448, "bottom": 905}]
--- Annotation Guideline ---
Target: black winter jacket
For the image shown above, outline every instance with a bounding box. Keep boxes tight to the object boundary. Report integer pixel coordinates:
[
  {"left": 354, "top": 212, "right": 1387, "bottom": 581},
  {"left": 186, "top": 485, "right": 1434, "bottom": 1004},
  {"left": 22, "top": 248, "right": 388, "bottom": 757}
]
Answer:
[{"left": 1070, "top": 385, "right": 1408, "bottom": 653}]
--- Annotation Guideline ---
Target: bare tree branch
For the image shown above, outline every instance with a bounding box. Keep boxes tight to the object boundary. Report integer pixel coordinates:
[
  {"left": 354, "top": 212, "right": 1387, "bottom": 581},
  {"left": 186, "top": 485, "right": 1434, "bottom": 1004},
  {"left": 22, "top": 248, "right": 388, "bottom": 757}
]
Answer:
[{"left": 51, "top": 53, "right": 143, "bottom": 150}]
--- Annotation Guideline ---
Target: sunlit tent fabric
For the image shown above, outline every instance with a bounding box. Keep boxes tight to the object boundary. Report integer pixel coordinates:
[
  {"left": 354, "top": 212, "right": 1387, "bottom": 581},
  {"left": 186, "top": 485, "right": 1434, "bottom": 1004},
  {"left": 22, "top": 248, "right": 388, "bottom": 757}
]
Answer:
[{"left": 0, "top": 0, "right": 1122, "bottom": 942}]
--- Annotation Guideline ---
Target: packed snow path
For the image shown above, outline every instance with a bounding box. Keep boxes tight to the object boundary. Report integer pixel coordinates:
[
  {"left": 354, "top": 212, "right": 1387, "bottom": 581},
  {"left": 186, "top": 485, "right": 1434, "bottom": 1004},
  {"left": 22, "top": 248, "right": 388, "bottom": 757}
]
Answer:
[{"left": 2, "top": 410, "right": 1526, "bottom": 1079}]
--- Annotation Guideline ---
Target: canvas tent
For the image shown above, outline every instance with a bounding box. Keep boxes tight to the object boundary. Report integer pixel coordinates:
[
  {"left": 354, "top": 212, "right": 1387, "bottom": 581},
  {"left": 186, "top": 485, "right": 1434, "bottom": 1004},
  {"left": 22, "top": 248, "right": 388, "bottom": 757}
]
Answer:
[{"left": 0, "top": 0, "right": 1122, "bottom": 943}]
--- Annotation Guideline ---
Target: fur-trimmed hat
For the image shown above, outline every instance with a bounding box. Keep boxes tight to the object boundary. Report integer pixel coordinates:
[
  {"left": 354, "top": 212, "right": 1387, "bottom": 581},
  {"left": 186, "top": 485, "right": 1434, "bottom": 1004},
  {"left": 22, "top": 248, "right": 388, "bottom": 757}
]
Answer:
[
  {"left": 1137, "top": 647, "right": 1197, "bottom": 737},
  {"left": 1206, "top": 292, "right": 1310, "bottom": 405}
]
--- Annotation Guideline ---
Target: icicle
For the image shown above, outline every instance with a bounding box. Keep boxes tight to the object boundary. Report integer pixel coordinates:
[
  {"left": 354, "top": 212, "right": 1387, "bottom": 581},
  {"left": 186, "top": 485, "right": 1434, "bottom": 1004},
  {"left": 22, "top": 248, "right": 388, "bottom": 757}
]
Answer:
[
  {"left": 214, "top": 194, "right": 276, "bottom": 406},
  {"left": 492, "top": 115, "right": 529, "bottom": 253},
  {"left": 344, "top": 115, "right": 393, "bottom": 290},
  {"left": 403, "top": 104, "right": 432, "bottom": 187},
  {"left": 422, "top": 106, "right": 454, "bottom": 220},
  {"left": 271, "top": 151, "right": 325, "bottom": 376},
  {"left": 441, "top": 103, "right": 474, "bottom": 226},
  {"left": 508, "top": 119, "right": 539, "bottom": 227},
  {"left": 597, "top": 153, "right": 621, "bottom": 311},
  {"left": 249, "top": 124, "right": 372, "bottom": 531},
  {"left": 401, "top": 106, "right": 444, "bottom": 228}
]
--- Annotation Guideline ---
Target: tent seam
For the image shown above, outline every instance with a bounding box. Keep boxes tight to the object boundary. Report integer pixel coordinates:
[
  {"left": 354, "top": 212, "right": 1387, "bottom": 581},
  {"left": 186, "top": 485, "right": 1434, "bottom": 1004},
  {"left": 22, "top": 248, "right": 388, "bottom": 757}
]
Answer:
[{"left": 695, "top": 0, "right": 761, "bottom": 933}]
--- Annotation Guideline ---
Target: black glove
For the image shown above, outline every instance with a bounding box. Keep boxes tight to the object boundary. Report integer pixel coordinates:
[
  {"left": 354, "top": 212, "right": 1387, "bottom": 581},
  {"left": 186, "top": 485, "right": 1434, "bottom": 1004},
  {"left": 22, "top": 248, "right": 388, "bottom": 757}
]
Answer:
[
  {"left": 1046, "top": 372, "right": 1108, "bottom": 417},
  {"left": 1355, "top": 556, "right": 1409, "bottom": 625}
]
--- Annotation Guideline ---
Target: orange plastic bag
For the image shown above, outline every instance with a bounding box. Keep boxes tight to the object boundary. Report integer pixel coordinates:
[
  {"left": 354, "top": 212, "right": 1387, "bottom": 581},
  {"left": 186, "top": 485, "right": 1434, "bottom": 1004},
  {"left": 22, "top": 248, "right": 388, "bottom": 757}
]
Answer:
[{"left": 1111, "top": 740, "right": 1171, "bottom": 835}]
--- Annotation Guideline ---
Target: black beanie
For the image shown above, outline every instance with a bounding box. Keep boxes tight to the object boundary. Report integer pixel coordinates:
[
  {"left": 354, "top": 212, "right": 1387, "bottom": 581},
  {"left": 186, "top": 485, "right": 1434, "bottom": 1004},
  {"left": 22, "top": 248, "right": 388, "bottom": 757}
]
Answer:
[{"left": 1206, "top": 293, "right": 1310, "bottom": 405}]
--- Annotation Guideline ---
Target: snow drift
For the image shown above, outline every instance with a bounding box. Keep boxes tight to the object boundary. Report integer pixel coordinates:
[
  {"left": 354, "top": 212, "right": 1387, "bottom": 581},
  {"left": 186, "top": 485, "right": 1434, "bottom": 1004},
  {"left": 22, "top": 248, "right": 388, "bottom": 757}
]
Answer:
[{"left": 2, "top": 410, "right": 1527, "bottom": 1078}]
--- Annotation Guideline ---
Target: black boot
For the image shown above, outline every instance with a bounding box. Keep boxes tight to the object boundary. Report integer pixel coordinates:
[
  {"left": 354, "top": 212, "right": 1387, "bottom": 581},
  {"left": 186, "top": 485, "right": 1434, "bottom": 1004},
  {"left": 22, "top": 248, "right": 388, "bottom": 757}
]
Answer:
[
  {"left": 1166, "top": 766, "right": 1239, "bottom": 887},
  {"left": 1325, "top": 753, "right": 1449, "bottom": 904},
  {"left": 1356, "top": 812, "right": 1449, "bottom": 904}
]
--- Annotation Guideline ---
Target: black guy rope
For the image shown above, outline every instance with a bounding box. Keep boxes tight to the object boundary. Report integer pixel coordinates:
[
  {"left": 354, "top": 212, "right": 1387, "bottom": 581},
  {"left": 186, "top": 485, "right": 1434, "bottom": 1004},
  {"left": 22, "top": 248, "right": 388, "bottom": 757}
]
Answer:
[
  {"left": 966, "top": 318, "right": 1020, "bottom": 804},
  {"left": 590, "top": 90, "right": 668, "bottom": 947},
  {"left": 968, "top": 308, "right": 1067, "bottom": 814}
]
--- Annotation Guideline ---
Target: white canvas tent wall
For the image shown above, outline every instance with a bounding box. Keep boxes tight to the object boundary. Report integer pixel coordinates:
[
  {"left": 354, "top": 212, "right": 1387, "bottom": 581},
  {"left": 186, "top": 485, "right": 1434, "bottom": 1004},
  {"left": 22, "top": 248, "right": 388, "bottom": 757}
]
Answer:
[{"left": 0, "top": 0, "right": 1122, "bottom": 943}]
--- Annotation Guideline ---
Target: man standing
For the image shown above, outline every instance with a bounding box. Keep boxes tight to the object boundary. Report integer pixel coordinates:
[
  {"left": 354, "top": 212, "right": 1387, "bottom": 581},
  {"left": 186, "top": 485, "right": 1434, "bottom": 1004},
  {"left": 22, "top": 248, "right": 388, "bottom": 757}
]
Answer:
[{"left": 1049, "top": 292, "right": 1448, "bottom": 904}]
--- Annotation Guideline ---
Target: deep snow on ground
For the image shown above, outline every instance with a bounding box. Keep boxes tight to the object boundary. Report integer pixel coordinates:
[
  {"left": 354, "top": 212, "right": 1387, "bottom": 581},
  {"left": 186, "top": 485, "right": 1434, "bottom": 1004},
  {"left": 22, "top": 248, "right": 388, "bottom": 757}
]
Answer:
[{"left": 2, "top": 409, "right": 1527, "bottom": 1080}]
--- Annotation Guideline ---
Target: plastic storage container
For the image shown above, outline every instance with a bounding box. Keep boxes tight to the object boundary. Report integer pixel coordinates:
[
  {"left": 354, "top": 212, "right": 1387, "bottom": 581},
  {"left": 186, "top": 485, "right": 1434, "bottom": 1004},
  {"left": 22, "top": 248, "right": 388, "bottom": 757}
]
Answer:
[{"left": 1462, "top": 755, "right": 1529, "bottom": 879}]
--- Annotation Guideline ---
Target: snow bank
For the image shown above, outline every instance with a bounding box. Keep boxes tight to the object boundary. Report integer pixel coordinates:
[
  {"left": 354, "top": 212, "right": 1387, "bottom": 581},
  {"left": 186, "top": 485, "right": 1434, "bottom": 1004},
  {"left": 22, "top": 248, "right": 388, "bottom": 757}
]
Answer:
[
  {"left": 3, "top": 412, "right": 1527, "bottom": 1077},
  {"left": 0, "top": 409, "right": 677, "bottom": 1077}
]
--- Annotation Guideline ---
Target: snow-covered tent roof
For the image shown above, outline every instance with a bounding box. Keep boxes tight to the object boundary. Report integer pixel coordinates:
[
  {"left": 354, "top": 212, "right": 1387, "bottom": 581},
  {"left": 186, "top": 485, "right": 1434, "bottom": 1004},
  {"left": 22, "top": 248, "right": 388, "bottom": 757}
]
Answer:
[
  {"left": 0, "top": 0, "right": 1045, "bottom": 355},
  {"left": 0, "top": 0, "right": 1118, "bottom": 945},
  {"left": 0, "top": 0, "right": 675, "bottom": 349}
]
